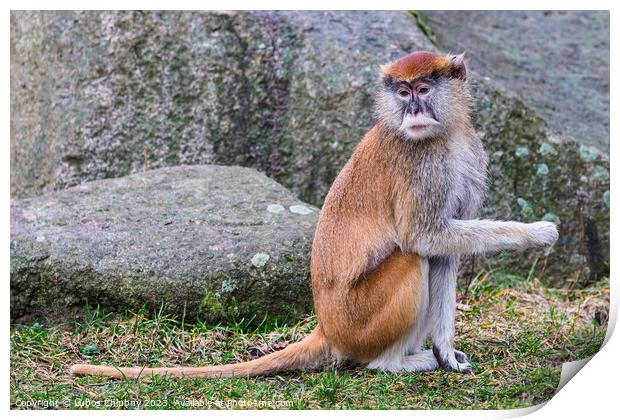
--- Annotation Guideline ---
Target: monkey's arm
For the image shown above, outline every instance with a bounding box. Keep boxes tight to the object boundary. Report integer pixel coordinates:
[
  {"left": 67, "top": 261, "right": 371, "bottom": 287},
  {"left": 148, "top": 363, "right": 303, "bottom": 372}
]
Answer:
[
  {"left": 412, "top": 219, "right": 558, "bottom": 257},
  {"left": 422, "top": 219, "right": 556, "bottom": 373}
]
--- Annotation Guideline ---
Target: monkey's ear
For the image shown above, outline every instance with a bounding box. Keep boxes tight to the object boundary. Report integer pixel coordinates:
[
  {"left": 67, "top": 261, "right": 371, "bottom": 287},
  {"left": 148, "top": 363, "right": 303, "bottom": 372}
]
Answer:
[
  {"left": 379, "top": 63, "right": 388, "bottom": 76},
  {"left": 448, "top": 53, "right": 467, "bottom": 81}
]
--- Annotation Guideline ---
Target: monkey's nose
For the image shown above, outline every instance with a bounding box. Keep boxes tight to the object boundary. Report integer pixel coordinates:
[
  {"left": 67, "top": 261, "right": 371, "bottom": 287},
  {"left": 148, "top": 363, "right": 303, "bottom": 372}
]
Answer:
[{"left": 408, "top": 101, "right": 421, "bottom": 115}]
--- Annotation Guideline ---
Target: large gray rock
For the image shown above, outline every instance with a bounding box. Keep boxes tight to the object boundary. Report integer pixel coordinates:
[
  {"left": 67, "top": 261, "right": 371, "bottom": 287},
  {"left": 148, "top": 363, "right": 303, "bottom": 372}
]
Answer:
[
  {"left": 10, "top": 10, "right": 431, "bottom": 201},
  {"left": 10, "top": 165, "right": 318, "bottom": 324},
  {"left": 471, "top": 79, "right": 609, "bottom": 284},
  {"left": 10, "top": 11, "right": 609, "bottom": 284},
  {"left": 419, "top": 10, "right": 610, "bottom": 154}
]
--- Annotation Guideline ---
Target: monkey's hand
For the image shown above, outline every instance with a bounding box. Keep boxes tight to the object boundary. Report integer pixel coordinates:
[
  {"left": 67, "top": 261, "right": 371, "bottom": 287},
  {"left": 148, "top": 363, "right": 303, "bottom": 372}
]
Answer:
[
  {"left": 432, "top": 346, "right": 473, "bottom": 373},
  {"left": 526, "top": 221, "right": 559, "bottom": 248}
]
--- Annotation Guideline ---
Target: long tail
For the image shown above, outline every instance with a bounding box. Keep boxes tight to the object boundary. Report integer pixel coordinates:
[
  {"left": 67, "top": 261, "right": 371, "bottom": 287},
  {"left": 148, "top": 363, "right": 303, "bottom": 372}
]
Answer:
[{"left": 70, "top": 328, "right": 328, "bottom": 379}]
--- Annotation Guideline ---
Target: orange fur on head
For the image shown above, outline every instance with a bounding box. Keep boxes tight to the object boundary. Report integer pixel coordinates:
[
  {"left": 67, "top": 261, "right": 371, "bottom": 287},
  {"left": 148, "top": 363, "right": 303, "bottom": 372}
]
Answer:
[{"left": 382, "top": 51, "right": 464, "bottom": 81}]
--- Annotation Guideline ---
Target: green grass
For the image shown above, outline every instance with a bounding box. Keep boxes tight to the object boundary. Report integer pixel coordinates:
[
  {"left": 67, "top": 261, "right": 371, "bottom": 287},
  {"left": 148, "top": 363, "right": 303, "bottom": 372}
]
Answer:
[{"left": 10, "top": 273, "right": 609, "bottom": 410}]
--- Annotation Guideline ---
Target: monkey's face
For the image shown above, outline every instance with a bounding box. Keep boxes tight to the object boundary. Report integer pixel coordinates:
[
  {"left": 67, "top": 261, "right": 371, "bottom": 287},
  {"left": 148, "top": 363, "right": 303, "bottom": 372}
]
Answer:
[
  {"left": 375, "top": 52, "right": 470, "bottom": 142},
  {"left": 391, "top": 76, "right": 443, "bottom": 141}
]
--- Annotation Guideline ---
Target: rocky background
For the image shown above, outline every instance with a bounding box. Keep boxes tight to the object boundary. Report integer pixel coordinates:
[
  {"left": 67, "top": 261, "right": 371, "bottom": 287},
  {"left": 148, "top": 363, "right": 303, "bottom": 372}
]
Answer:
[
  {"left": 420, "top": 10, "right": 610, "bottom": 154},
  {"left": 10, "top": 11, "right": 609, "bottom": 324}
]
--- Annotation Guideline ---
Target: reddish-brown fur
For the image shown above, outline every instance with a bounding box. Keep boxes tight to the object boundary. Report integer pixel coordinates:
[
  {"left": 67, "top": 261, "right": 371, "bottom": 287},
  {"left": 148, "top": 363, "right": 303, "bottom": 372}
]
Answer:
[
  {"left": 311, "top": 125, "right": 430, "bottom": 363},
  {"left": 382, "top": 51, "right": 453, "bottom": 81},
  {"left": 71, "top": 329, "right": 327, "bottom": 379},
  {"left": 70, "top": 51, "right": 462, "bottom": 379}
]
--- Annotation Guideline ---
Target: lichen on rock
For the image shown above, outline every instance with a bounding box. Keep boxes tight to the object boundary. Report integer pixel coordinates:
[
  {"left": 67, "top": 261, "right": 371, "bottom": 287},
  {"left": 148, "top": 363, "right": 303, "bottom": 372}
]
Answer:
[{"left": 251, "top": 252, "right": 270, "bottom": 268}]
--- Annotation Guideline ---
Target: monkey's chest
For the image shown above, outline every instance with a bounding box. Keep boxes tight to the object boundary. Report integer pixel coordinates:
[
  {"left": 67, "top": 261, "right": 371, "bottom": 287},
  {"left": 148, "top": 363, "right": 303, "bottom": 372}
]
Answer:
[{"left": 409, "top": 156, "right": 480, "bottom": 223}]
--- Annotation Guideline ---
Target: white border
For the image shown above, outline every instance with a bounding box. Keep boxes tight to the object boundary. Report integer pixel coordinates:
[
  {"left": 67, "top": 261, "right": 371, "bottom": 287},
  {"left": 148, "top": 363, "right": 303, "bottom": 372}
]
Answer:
[{"left": 4, "top": 2, "right": 617, "bottom": 419}]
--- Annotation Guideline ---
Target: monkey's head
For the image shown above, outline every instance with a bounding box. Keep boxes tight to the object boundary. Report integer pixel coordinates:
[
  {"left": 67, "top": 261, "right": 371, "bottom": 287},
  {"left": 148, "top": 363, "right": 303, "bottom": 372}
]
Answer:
[{"left": 375, "top": 51, "right": 472, "bottom": 141}]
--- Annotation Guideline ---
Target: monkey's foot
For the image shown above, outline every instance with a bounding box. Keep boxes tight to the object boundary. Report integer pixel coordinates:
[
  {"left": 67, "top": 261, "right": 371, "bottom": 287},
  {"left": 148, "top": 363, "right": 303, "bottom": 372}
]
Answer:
[
  {"left": 368, "top": 350, "right": 440, "bottom": 373},
  {"left": 432, "top": 345, "right": 473, "bottom": 373},
  {"left": 453, "top": 350, "right": 473, "bottom": 372}
]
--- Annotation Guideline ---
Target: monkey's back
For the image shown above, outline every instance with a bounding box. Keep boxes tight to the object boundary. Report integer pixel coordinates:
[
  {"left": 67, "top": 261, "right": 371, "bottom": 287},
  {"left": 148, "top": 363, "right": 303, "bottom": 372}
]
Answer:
[
  {"left": 310, "top": 126, "right": 399, "bottom": 289},
  {"left": 310, "top": 126, "right": 427, "bottom": 362}
]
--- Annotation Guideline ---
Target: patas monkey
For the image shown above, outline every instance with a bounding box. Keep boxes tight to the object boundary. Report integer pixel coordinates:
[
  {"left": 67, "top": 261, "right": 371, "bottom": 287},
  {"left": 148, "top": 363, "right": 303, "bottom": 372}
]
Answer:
[{"left": 71, "top": 51, "right": 558, "bottom": 379}]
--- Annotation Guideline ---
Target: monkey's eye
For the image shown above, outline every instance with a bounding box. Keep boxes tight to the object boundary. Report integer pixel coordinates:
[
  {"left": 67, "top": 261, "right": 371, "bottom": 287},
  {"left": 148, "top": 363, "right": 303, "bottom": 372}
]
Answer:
[
  {"left": 397, "top": 89, "right": 410, "bottom": 97},
  {"left": 417, "top": 85, "right": 431, "bottom": 95}
]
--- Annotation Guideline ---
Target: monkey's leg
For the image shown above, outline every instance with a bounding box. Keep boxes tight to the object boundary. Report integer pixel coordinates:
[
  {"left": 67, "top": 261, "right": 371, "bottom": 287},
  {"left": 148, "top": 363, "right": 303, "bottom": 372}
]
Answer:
[
  {"left": 320, "top": 250, "right": 428, "bottom": 365},
  {"left": 364, "top": 257, "right": 438, "bottom": 373},
  {"left": 413, "top": 219, "right": 558, "bottom": 257},
  {"left": 404, "top": 258, "right": 432, "bottom": 355},
  {"left": 428, "top": 256, "right": 472, "bottom": 373}
]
